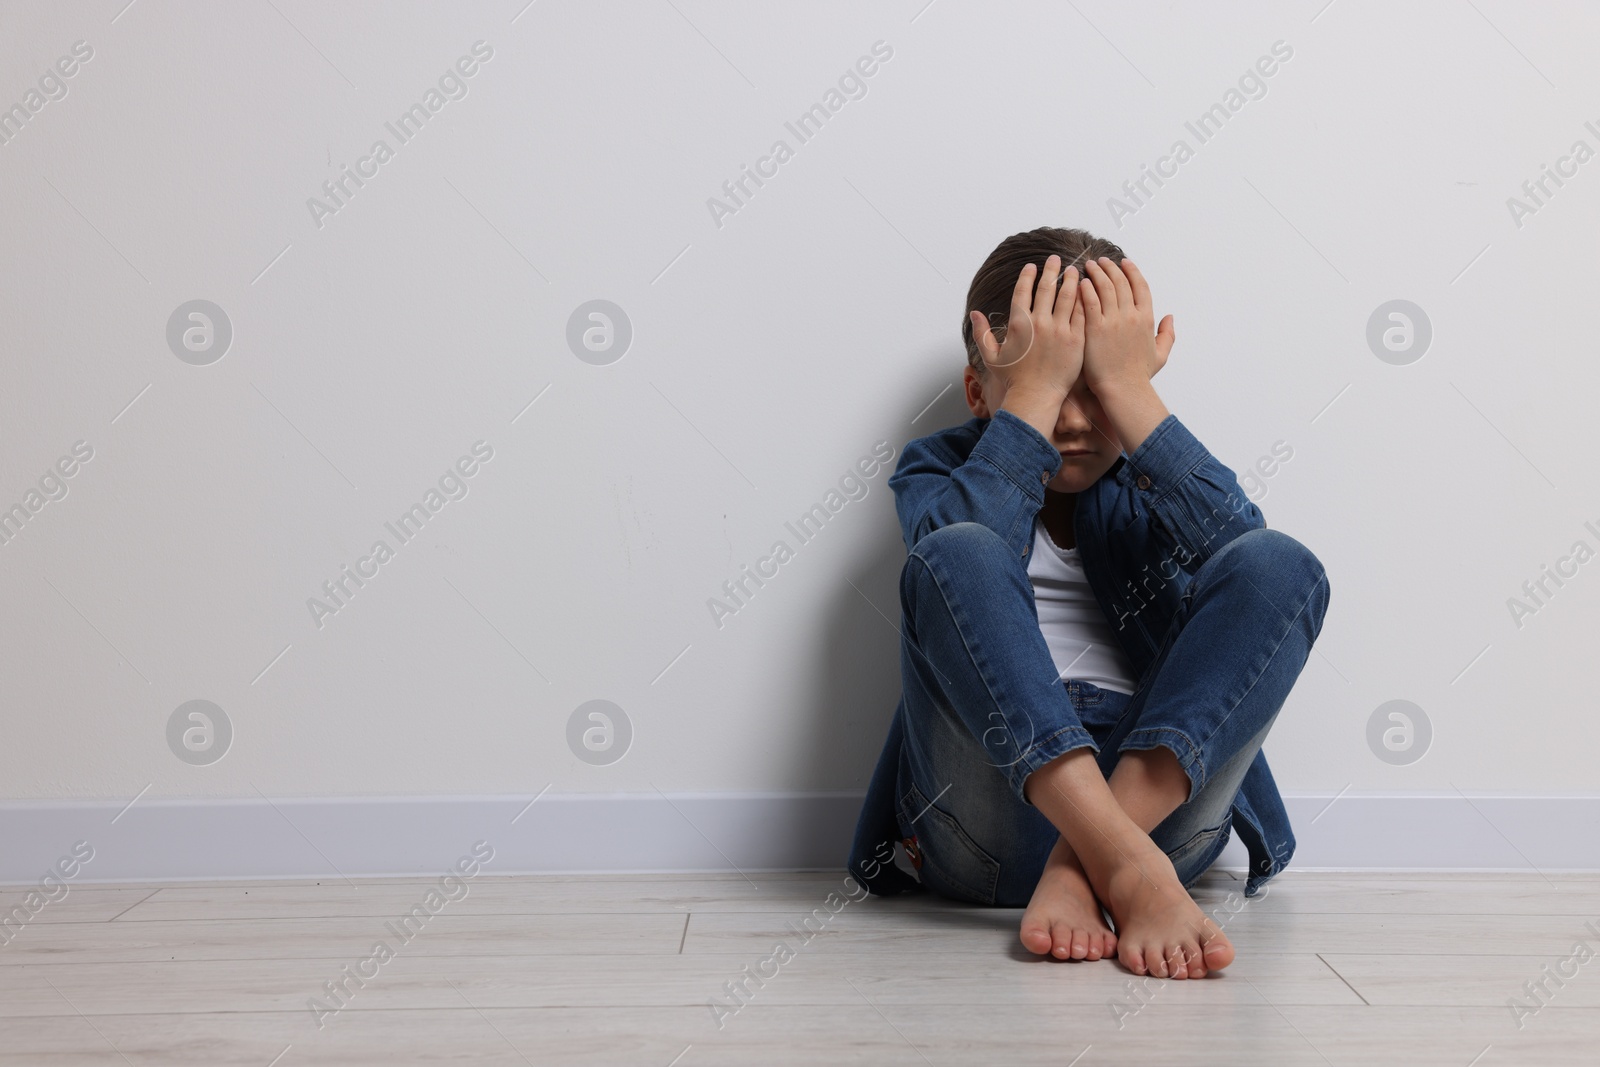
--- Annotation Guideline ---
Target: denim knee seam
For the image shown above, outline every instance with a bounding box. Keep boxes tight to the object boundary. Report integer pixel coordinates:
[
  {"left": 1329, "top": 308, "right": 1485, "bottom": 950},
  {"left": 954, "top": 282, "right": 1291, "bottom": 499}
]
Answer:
[{"left": 1194, "top": 569, "right": 1328, "bottom": 757}]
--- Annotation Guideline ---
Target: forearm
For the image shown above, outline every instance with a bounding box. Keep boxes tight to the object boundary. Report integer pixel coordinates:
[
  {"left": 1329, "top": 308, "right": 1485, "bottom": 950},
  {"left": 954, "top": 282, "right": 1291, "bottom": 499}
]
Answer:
[
  {"left": 999, "top": 385, "right": 1068, "bottom": 443},
  {"left": 1091, "top": 376, "right": 1170, "bottom": 456}
]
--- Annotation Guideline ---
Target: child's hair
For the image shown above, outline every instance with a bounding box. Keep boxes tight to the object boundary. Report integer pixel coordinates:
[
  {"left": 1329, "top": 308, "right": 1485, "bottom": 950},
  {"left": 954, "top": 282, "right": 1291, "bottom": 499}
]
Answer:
[{"left": 962, "top": 226, "right": 1126, "bottom": 375}]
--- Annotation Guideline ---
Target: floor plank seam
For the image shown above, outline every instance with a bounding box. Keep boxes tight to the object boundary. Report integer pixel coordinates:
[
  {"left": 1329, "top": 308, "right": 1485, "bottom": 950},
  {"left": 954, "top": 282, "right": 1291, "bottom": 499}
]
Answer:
[
  {"left": 1315, "top": 952, "right": 1371, "bottom": 1006},
  {"left": 678, "top": 914, "right": 691, "bottom": 955},
  {"left": 104, "top": 889, "right": 161, "bottom": 923}
]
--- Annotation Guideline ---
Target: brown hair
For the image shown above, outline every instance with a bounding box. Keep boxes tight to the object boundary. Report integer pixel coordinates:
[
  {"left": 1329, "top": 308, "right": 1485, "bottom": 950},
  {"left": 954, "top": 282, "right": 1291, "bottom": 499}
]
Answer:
[{"left": 962, "top": 226, "right": 1126, "bottom": 374}]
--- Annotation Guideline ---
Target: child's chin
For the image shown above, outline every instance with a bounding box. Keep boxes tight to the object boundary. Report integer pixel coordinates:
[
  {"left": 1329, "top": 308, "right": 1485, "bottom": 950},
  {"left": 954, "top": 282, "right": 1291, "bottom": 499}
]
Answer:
[{"left": 1048, "top": 473, "right": 1097, "bottom": 493}]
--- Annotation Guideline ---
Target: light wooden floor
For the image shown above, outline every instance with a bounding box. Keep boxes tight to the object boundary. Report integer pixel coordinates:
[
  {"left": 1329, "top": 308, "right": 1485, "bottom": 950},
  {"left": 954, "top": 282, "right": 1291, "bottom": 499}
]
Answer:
[{"left": 2, "top": 869, "right": 1598, "bottom": 1064}]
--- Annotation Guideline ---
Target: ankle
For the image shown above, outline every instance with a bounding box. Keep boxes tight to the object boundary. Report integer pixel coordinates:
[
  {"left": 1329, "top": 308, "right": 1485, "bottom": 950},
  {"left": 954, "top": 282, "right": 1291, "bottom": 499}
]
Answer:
[
  {"left": 1100, "top": 840, "right": 1180, "bottom": 904},
  {"left": 1040, "top": 838, "right": 1087, "bottom": 875}
]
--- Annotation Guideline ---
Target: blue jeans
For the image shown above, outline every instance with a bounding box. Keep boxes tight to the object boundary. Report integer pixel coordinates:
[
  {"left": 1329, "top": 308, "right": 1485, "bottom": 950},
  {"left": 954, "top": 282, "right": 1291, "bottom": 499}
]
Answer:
[{"left": 894, "top": 522, "right": 1329, "bottom": 907}]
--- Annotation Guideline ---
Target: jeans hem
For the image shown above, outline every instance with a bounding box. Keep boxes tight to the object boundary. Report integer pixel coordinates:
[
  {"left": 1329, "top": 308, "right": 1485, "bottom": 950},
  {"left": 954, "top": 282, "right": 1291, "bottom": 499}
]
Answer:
[
  {"left": 1118, "top": 726, "right": 1206, "bottom": 791},
  {"left": 1244, "top": 867, "right": 1283, "bottom": 897},
  {"left": 1013, "top": 725, "right": 1098, "bottom": 805}
]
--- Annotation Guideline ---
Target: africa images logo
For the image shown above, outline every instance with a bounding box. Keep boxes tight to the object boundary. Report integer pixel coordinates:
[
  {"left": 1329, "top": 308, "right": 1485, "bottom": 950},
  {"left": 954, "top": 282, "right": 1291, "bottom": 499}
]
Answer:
[
  {"left": 307, "top": 442, "right": 494, "bottom": 630},
  {"left": 305, "top": 41, "right": 494, "bottom": 230}
]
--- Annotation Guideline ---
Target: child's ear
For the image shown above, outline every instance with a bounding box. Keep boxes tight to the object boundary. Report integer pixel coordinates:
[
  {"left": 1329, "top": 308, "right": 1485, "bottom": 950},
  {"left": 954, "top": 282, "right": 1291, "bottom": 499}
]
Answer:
[{"left": 963, "top": 365, "right": 993, "bottom": 419}]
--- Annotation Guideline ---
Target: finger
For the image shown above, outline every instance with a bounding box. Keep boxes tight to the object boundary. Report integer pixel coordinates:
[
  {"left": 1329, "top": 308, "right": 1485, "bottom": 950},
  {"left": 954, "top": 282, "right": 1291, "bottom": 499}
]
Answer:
[
  {"left": 1052, "top": 267, "right": 1079, "bottom": 322},
  {"left": 1069, "top": 274, "right": 1086, "bottom": 330},
  {"left": 970, "top": 310, "right": 1000, "bottom": 365},
  {"left": 1078, "top": 272, "right": 1103, "bottom": 323},
  {"left": 994, "top": 315, "right": 1035, "bottom": 368},
  {"left": 1154, "top": 314, "right": 1175, "bottom": 364},
  {"left": 1103, "top": 257, "right": 1134, "bottom": 310},
  {"left": 1007, "top": 262, "right": 1037, "bottom": 324},
  {"left": 990, "top": 263, "right": 1039, "bottom": 368},
  {"left": 1121, "top": 257, "right": 1153, "bottom": 312},
  {"left": 1035, "top": 254, "right": 1062, "bottom": 317},
  {"left": 1083, "top": 258, "right": 1117, "bottom": 316}
]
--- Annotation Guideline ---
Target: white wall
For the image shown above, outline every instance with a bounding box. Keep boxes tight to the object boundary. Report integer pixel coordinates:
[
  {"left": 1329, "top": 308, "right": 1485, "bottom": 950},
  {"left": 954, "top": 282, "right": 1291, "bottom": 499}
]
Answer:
[{"left": 2, "top": 1, "right": 1597, "bottom": 877}]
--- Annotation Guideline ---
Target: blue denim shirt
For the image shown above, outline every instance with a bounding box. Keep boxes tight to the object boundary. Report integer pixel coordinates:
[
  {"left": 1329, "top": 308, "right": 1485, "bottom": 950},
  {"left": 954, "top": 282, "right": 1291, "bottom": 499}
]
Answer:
[{"left": 848, "top": 408, "right": 1294, "bottom": 898}]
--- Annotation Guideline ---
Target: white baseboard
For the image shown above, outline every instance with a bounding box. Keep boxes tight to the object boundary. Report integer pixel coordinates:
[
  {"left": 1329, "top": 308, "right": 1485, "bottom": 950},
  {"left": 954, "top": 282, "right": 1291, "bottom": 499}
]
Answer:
[
  {"left": 2, "top": 792, "right": 1595, "bottom": 886},
  {"left": 1211, "top": 794, "right": 1600, "bottom": 874}
]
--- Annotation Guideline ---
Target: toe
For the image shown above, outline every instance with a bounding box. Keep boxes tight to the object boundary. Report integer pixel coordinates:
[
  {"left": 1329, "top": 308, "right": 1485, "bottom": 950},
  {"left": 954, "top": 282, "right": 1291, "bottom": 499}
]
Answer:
[
  {"left": 1147, "top": 946, "right": 1168, "bottom": 978},
  {"left": 1120, "top": 942, "right": 1147, "bottom": 976},
  {"left": 1069, "top": 929, "right": 1090, "bottom": 960},
  {"left": 1019, "top": 918, "right": 1052, "bottom": 956},
  {"left": 1180, "top": 939, "right": 1203, "bottom": 978},
  {"left": 1049, "top": 921, "right": 1074, "bottom": 959},
  {"left": 1168, "top": 945, "right": 1188, "bottom": 980},
  {"left": 1201, "top": 931, "right": 1235, "bottom": 971}
]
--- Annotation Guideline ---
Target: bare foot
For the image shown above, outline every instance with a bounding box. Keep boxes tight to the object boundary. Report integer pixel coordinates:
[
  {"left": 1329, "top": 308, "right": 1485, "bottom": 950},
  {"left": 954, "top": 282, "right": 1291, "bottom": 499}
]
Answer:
[
  {"left": 1020, "top": 839, "right": 1117, "bottom": 961},
  {"left": 1101, "top": 845, "right": 1233, "bottom": 979}
]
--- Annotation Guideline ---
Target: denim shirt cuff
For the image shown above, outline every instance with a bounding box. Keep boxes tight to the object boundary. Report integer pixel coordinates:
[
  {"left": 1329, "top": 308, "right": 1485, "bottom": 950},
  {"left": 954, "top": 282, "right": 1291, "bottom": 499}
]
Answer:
[
  {"left": 973, "top": 409, "right": 1062, "bottom": 499},
  {"left": 1117, "top": 414, "right": 1209, "bottom": 500}
]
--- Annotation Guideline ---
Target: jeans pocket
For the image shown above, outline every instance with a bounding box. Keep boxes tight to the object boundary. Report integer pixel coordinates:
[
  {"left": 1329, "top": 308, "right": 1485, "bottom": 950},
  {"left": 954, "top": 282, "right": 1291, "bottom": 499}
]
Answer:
[
  {"left": 1067, "top": 679, "right": 1106, "bottom": 706},
  {"left": 1166, "top": 820, "right": 1233, "bottom": 888},
  {"left": 1069, "top": 680, "right": 1129, "bottom": 740},
  {"left": 899, "top": 783, "right": 1001, "bottom": 906}
]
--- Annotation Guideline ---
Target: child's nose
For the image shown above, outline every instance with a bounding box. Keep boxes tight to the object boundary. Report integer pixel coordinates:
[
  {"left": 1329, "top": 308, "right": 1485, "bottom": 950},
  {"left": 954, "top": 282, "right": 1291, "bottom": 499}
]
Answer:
[{"left": 1056, "top": 398, "right": 1093, "bottom": 435}]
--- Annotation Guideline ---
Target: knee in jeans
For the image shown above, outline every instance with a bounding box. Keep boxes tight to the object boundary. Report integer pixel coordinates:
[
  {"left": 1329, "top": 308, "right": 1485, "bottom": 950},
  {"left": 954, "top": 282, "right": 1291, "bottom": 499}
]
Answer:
[
  {"left": 907, "top": 522, "right": 1013, "bottom": 580},
  {"left": 1220, "top": 529, "right": 1330, "bottom": 627},
  {"left": 902, "top": 522, "right": 1019, "bottom": 622},
  {"left": 1222, "top": 528, "right": 1324, "bottom": 584}
]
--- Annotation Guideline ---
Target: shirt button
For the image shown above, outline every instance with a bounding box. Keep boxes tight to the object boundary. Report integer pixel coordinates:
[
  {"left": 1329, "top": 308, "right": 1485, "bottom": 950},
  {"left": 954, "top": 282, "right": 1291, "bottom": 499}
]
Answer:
[
  {"left": 1136, "top": 475, "right": 1152, "bottom": 490},
  {"left": 1041, "top": 472, "right": 1050, "bottom": 484}
]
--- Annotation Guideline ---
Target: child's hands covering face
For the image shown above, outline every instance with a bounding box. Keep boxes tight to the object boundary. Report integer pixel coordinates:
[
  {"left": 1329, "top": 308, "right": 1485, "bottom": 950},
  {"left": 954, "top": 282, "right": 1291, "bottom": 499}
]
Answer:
[
  {"left": 1078, "top": 257, "right": 1175, "bottom": 391},
  {"left": 968, "top": 254, "right": 1086, "bottom": 406}
]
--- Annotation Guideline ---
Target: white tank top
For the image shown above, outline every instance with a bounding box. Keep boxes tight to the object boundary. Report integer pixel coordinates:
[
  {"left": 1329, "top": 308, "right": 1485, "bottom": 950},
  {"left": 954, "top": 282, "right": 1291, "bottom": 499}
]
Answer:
[{"left": 1025, "top": 517, "right": 1140, "bottom": 695}]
